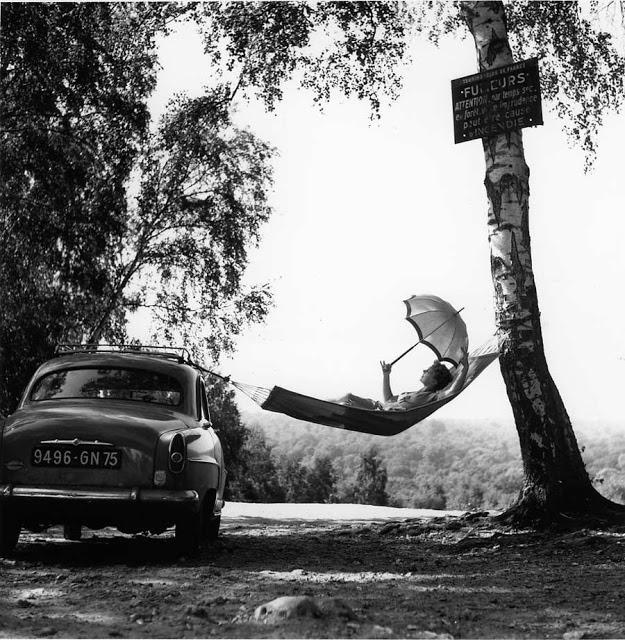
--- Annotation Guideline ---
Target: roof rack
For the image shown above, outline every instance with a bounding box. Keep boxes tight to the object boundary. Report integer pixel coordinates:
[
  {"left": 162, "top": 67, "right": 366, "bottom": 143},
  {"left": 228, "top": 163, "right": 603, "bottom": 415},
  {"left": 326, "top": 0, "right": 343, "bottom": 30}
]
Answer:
[{"left": 55, "top": 344, "right": 192, "bottom": 364}]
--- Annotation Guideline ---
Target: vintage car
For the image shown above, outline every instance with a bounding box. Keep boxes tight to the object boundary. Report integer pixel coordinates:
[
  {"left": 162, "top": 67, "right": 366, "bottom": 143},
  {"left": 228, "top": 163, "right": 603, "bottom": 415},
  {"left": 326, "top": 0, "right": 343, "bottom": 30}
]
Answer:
[{"left": 0, "top": 345, "right": 226, "bottom": 557}]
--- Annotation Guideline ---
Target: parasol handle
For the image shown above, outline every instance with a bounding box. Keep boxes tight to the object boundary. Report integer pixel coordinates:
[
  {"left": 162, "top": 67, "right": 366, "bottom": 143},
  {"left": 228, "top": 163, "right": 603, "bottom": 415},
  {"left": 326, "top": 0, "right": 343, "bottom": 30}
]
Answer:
[
  {"left": 388, "top": 306, "right": 465, "bottom": 367},
  {"left": 389, "top": 342, "right": 419, "bottom": 367}
]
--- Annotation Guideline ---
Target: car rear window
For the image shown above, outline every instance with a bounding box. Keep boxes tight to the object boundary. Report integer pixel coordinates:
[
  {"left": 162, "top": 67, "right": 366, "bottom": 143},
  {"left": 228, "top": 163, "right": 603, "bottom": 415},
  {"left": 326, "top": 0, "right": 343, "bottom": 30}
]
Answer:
[{"left": 30, "top": 368, "right": 183, "bottom": 406}]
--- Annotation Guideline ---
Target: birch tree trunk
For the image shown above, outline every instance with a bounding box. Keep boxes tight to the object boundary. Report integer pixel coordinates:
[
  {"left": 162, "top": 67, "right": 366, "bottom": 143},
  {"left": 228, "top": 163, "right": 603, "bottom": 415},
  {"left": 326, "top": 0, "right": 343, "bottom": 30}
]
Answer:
[{"left": 460, "top": 1, "right": 624, "bottom": 523}]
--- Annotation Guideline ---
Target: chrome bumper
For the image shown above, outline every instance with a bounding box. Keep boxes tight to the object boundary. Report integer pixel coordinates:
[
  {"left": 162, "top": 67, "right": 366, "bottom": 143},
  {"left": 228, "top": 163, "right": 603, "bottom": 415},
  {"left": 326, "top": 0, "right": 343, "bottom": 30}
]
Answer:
[{"left": 0, "top": 484, "right": 199, "bottom": 504}]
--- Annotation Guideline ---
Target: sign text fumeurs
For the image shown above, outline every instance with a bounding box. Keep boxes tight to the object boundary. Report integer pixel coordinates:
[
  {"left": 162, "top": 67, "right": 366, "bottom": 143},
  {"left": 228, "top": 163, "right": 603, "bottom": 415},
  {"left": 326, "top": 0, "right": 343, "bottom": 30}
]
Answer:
[{"left": 451, "top": 58, "right": 543, "bottom": 144}]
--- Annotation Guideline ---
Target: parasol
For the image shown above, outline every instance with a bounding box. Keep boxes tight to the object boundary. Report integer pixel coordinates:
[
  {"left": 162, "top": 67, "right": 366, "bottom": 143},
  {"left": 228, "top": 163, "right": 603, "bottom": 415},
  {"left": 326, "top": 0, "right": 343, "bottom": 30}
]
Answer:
[{"left": 389, "top": 294, "right": 468, "bottom": 368}]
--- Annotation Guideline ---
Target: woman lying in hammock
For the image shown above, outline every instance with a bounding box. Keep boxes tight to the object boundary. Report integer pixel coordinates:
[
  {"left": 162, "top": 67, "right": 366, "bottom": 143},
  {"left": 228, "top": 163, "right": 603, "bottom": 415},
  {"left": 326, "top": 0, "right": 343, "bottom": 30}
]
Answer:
[{"left": 333, "top": 348, "right": 469, "bottom": 412}]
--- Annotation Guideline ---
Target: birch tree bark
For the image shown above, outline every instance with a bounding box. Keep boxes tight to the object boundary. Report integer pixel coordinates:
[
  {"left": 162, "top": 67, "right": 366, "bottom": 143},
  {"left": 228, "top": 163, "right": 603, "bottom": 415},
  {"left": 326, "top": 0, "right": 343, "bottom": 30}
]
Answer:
[{"left": 460, "top": 1, "right": 624, "bottom": 523}]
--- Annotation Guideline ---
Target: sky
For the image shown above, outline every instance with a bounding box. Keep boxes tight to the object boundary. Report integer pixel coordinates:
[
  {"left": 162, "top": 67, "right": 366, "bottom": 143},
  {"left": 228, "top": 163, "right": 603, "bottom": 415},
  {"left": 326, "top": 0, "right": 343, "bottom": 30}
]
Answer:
[{"left": 143, "top": 15, "right": 625, "bottom": 426}]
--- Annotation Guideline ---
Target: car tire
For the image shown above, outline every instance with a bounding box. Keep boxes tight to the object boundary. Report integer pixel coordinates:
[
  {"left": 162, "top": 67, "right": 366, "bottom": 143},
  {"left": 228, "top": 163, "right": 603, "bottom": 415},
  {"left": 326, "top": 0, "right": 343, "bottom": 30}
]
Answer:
[
  {"left": 175, "top": 490, "right": 218, "bottom": 556},
  {"left": 175, "top": 507, "right": 203, "bottom": 557},
  {"left": 63, "top": 523, "right": 82, "bottom": 541},
  {"left": 206, "top": 514, "right": 221, "bottom": 541},
  {"left": 0, "top": 505, "right": 21, "bottom": 557}
]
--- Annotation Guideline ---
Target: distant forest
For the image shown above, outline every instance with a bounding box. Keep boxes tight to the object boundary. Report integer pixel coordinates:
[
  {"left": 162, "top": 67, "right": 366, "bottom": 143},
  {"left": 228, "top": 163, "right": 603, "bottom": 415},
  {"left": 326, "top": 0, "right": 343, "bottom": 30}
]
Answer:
[{"left": 235, "top": 411, "right": 625, "bottom": 511}]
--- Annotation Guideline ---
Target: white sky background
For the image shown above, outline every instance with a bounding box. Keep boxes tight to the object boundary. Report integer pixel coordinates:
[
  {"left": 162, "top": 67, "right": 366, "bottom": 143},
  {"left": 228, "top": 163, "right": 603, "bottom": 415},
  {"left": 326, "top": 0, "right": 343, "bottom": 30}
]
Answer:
[{"left": 142, "top": 16, "right": 625, "bottom": 425}]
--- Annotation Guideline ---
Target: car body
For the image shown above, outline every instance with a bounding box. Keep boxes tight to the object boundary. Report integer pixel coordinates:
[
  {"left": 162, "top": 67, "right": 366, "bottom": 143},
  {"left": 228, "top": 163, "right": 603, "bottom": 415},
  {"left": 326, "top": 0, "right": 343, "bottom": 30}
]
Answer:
[{"left": 0, "top": 346, "right": 226, "bottom": 556}]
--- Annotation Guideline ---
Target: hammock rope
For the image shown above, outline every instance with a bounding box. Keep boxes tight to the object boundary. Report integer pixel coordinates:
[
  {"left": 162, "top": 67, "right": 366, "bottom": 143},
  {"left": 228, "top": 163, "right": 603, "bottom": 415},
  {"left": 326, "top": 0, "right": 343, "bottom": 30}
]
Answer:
[
  {"left": 189, "top": 362, "right": 274, "bottom": 405},
  {"left": 231, "top": 381, "right": 273, "bottom": 406}
]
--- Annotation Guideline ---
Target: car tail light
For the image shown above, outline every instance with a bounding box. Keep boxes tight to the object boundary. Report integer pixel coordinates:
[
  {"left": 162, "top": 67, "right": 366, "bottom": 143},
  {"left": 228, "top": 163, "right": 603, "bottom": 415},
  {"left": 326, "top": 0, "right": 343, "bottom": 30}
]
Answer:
[{"left": 168, "top": 434, "right": 186, "bottom": 474}]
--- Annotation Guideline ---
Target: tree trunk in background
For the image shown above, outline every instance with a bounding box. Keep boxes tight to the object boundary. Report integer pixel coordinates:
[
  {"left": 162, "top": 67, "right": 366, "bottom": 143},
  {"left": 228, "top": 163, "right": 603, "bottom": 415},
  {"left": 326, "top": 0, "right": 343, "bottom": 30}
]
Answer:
[{"left": 460, "top": 1, "right": 624, "bottom": 524}]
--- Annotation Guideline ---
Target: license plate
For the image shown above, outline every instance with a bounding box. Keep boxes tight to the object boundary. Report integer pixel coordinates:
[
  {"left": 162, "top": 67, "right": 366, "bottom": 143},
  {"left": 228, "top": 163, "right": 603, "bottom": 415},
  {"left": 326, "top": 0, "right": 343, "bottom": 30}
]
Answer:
[{"left": 31, "top": 446, "right": 122, "bottom": 469}]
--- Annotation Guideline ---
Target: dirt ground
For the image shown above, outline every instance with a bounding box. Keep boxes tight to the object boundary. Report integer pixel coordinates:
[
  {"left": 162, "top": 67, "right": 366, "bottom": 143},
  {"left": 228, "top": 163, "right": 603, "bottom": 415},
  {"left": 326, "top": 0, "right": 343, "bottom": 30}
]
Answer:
[{"left": 1, "top": 502, "right": 624, "bottom": 639}]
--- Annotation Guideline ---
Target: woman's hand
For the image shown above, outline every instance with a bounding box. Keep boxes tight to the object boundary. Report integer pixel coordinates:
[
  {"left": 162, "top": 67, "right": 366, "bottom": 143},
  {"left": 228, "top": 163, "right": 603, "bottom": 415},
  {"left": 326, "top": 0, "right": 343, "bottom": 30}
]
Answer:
[
  {"left": 453, "top": 347, "right": 469, "bottom": 378},
  {"left": 381, "top": 361, "right": 393, "bottom": 401},
  {"left": 380, "top": 361, "right": 392, "bottom": 374},
  {"left": 460, "top": 346, "right": 469, "bottom": 366},
  {"left": 446, "top": 346, "right": 470, "bottom": 394}
]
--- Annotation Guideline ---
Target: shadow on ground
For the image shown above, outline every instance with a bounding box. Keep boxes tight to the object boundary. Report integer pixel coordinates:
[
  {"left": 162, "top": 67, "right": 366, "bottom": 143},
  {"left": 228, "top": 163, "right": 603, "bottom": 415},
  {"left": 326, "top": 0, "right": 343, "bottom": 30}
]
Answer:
[{"left": 1, "top": 514, "right": 624, "bottom": 638}]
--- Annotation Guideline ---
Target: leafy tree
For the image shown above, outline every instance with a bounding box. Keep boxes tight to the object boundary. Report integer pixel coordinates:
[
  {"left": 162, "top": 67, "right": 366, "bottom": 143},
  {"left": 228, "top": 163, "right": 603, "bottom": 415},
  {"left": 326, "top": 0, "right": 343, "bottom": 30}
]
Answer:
[
  {"left": 0, "top": 2, "right": 167, "bottom": 411},
  {"left": 205, "top": 377, "right": 251, "bottom": 495},
  {"left": 351, "top": 448, "right": 389, "bottom": 506},
  {"left": 276, "top": 454, "right": 310, "bottom": 502},
  {"left": 88, "top": 89, "right": 274, "bottom": 360},
  {"left": 458, "top": 1, "right": 624, "bottom": 524},
  {"left": 248, "top": 412, "right": 625, "bottom": 510},
  {"left": 227, "top": 427, "right": 286, "bottom": 502},
  {"left": 305, "top": 456, "right": 338, "bottom": 503},
  {"left": 197, "top": 2, "right": 409, "bottom": 115},
  {"left": 273, "top": 454, "right": 338, "bottom": 502},
  {"left": 194, "top": 1, "right": 625, "bottom": 525},
  {"left": 412, "top": 479, "right": 447, "bottom": 511},
  {"left": 0, "top": 3, "right": 274, "bottom": 415}
]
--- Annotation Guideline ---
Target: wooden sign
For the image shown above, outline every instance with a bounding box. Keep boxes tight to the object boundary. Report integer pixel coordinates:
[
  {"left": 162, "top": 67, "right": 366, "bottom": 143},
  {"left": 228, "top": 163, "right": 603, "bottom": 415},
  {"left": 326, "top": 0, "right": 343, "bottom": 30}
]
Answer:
[{"left": 451, "top": 58, "right": 543, "bottom": 144}]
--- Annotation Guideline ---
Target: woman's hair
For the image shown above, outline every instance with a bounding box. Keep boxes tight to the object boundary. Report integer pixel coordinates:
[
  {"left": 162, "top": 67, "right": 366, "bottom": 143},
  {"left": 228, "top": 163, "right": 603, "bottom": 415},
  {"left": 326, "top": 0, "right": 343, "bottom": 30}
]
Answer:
[{"left": 428, "top": 362, "right": 453, "bottom": 390}]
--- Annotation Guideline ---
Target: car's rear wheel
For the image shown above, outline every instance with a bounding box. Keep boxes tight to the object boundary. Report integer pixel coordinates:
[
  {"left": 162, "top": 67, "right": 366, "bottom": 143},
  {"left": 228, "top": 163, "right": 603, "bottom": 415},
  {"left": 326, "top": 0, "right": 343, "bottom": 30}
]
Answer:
[
  {"left": 0, "top": 504, "right": 21, "bottom": 557},
  {"left": 175, "top": 490, "right": 216, "bottom": 557},
  {"left": 63, "top": 523, "right": 82, "bottom": 541},
  {"left": 206, "top": 514, "right": 221, "bottom": 541},
  {"left": 175, "top": 508, "right": 203, "bottom": 557}
]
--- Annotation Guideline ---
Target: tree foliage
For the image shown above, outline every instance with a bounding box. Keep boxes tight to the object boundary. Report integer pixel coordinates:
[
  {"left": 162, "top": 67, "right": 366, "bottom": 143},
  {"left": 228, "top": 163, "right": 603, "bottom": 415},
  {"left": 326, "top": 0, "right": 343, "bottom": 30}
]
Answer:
[
  {"left": 351, "top": 448, "right": 390, "bottom": 506},
  {"left": 0, "top": 3, "right": 167, "bottom": 410},
  {"left": 89, "top": 89, "right": 275, "bottom": 360},
  {"left": 403, "top": 1, "right": 624, "bottom": 167},
  {"left": 197, "top": 1, "right": 411, "bottom": 114},
  {"left": 0, "top": 3, "right": 274, "bottom": 413},
  {"left": 275, "top": 454, "right": 338, "bottom": 503},
  {"left": 206, "top": 377, "right": 250, "bottom": 484},
  {"left": 242, "top": 412, "right": 625, "bottom": 511},
  {"left": 200, "top": 1, "right": 624, "bottom": 162},
  {"left": 226, "top": 426, "right": 286, "bottom": 502},
  {"left": 503, "top": 1, "right": 624, "bottom": 168},
  {"left": 305, "top": 456, "right": 338, "bottom": 503}
]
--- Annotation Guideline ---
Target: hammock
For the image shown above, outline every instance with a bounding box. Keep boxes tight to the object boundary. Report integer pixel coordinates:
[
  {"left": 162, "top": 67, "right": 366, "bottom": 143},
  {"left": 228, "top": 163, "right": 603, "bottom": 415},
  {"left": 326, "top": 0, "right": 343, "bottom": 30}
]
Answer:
[{"left": 230, "top": 338, "right": 499, "bottom": 436}]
